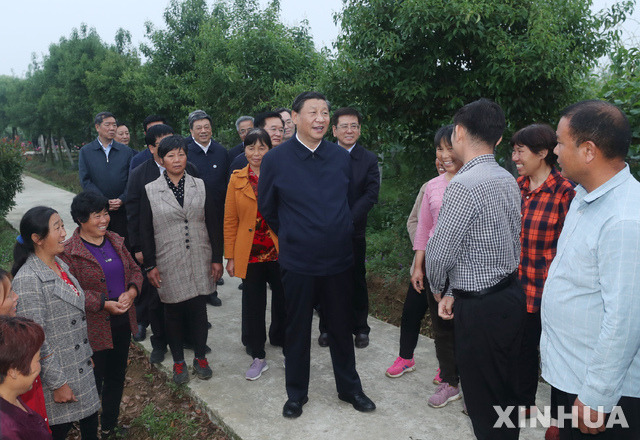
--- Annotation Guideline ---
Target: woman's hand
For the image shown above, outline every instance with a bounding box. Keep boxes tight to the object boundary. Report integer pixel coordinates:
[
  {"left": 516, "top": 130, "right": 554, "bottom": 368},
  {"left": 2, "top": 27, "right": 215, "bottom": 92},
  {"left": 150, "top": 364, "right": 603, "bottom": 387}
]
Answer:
[
  {"left": 104, "top": 301, "right": 128, "bottom": 315},
  {"left": 147, "top": 267, "right": 162, "bottom": 289},
  {"left": 211, "top": 263, "right": 223, "bottom": 282},
  {"left": 118, "top": 287, "right": 137, "bottom": 309},
  {"left": 53, "top": 383, "right": 77, "bottom": 403},
  {"left": 411, "top": 267, "right": 425, "bottom": 292},
  {"left": 226, "top": 259, "right": 235, "bottom": 278}
]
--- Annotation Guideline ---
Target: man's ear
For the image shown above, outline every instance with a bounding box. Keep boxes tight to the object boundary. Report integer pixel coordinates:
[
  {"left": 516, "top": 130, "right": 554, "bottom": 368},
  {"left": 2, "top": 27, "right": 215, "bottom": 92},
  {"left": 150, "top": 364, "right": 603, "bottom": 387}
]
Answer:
[
  {"left": 495, "top": 136, "right": 503, "bottom": 147},
  {"left": 581, "top": 141, "right": 598, "bottom": 164}
]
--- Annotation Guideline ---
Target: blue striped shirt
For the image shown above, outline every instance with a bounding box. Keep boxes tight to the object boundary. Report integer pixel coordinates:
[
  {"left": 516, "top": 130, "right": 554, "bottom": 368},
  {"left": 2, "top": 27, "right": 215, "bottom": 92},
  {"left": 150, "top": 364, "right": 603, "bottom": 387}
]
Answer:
[{"left": 540, "top": 164, "right": 640, "bottom": 412}]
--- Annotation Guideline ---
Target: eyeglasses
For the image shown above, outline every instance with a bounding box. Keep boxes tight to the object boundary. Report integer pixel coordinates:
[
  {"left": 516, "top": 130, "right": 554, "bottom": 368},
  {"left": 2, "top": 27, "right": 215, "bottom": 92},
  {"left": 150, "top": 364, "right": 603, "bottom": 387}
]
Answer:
[{"left": 337, "top": 124, "right": 360, "bottom": 131}]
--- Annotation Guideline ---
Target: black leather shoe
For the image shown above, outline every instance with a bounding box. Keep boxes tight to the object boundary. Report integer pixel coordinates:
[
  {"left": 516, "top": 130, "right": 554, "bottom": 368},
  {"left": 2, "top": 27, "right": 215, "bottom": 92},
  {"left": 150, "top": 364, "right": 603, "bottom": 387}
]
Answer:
[
  {"left": 354, "top": 333, "right": 369, "bottom": 349},
  {"left": 133, "top": 324, "right": 147, "bottom": 342},
  {"left": 238, "top": 282, "right": 244, "bottom": 290},
  {"left": 207, "top": 321, "right": 212, "bottom": 329},
  {"left": 283, "top": 396, "right": 308, "bottom": 418},
  {"left": 217, "top": 278, "right": 225, "bottom": 285},
  {"left": 207, "top": 294, "right": 222, "bottom": 307},
  {"left": 338, "top": 391, "right": 376, "bottom": 412},
  {"left": 318, "top": 333, "right": 329, "bottom": 347}
]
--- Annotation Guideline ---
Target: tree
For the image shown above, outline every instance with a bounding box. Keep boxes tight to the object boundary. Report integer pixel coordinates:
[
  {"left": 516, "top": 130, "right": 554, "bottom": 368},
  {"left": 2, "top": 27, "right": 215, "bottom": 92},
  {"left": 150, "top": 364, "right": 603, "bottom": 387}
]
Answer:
[{"left": 325, "top": 0, "right": 634, "bottom": 174}]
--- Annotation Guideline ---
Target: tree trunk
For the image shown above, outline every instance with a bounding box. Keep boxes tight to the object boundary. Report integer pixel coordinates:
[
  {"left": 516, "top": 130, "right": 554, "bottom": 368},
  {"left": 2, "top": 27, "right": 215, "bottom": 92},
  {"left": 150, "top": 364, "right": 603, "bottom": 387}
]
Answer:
[
  {"left": 50, "top": 134, "right": 60, "bottom": 162},
  {"left": 38, "top": 135, "right": 47, "bottom": 162},
  {"left": 60, "top": 137, "right": 74, "bottom": 166}
]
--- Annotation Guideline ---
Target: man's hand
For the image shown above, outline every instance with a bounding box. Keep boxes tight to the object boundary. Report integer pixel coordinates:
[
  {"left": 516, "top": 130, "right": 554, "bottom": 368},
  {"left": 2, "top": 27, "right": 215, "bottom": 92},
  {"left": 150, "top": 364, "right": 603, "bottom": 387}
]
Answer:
[
  {"left": 53, "top": 383, "right": 77, "bottom": 403},
  {"left": 226, "top": 259, "right": 235, "bottom": 278},
  {"left": 147, "top": 267, "right": 162, "bottom": 289},
  {"left": 211, "top": 263, "right": 223, "bottom": 282},
  {"left": 438, "top": 296, "right": 455, "bottom": 320},
  {"left": 574, "top": 397, "right": 606, "bottom": 435},
  {"left": 433, "top": 292, "right": 442, "bottom": 303},
  {"left": 135, "top": 252, "right": 144, "bottom": 265},
  {"left": 108, "top": 198, "right": 123, "bottom": 211}
]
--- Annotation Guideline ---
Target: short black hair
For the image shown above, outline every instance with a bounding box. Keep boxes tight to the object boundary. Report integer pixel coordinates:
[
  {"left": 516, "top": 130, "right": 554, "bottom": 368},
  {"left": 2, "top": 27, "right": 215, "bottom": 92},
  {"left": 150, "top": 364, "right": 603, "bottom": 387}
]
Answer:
[
  {"left": 143, "top": 115, "right": 167, "bottom": 132},
  {"left": 94, "top": 112, "right": 116, "bottom": 126},
  {"left": 434, "top": 125, "right": 454, "bottom": 148},
  {"left": 453, "top": 98, "right": 505, "bottom": 147},
  {"left": 144, "top": 124, "right": 175, "bottom": 147},
  {"left": 560, "top": 100, "right": 631, "bottom": 160},
  {"left": 157, "top": 135, "right": 187, "bottom": 159},
  {"left": 116, "top": 121, "right": 129, "bottom": 128},
  {"left": 254, "top": 112, "right": 284, "bottom": 129},
  {"left": 331, "top": 107, "right": 363, "bottom": 126},
  {"left": 511, "top": 124, "right": 558, "bottom": 167},
  {"left": 243, "top": 128, "right": 273, "bottom": 150},
  {"left": 71, "top": 192, "right": 110, "bottom": 225},
  {"left": 291, "top": 91, "right": 330, "bottom": 113},
  {"left": 274, "top": 107, "right": 291, "bottom": 115}
]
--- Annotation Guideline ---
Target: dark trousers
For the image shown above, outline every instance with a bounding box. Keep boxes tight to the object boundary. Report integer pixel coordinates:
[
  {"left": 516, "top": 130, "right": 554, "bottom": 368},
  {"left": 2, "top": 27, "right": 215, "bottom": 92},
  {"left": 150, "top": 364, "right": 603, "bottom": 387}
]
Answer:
[
  {"left": 282, "top": 268, "right": 362, "bottom": 401},
  {"left": 164, "top": 295, "right": 208, "bottom": 361},
  {"left": 147, "top": 283, "right": 167, "bottom": 350},
  {"left": 92, "top": 314, "right": 130, "bottom": 431},
  {"left": 319, "top": 237, "right": 370, "bottom": 336},
  {"left": 517, "top": 310, "right": 541, "bottom": 407},
  {"left": 134, "top": 275, "right": 151, "bottom": 327},
  {"left": 399, "top": 278, "right": 458, "bottom": 386},
  {"left": 50, "top": 411, "right": 99, "bottom": 440},
  {"left": 242, "top": 261, "right": 286, "bottom": 359},
  {"left": 554, "top": 387, "right": 640, "bottom": 439},
  {"left": 352, "top": 236, "right": 370, "bottom": 335},
  {"left": 454, "top": 278, "right": 526, "bottom": 440}
]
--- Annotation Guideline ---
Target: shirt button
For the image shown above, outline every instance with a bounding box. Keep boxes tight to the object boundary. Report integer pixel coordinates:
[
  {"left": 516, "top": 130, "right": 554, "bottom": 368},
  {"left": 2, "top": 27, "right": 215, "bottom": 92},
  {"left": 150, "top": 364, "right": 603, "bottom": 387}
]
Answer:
[
  {"left": 186, "top": 245, "right": 190, "bottom": 249},
  {"left": 213, "top": 164, "right": 217, "bottom": 168},
  {"left": 71, "top": 320, "right": 76, "bottom": 325},
  {"left": 82, "top": 316, "right": 86, "bottom": 321},
  {"left": 87, "top": 360, "right": 92, "bottom": 366},
  {"left": 184, "top": 219, "right": 188, "bottom": 223},
  {"left": 100, "top": 278, "right": 105, "bottom": 283},
  {"left": 185, "top": 226, "right": 189, "bottom": 230},
  {"left": 249, "top": 228, "right": 253, "bottom": 232},
  {"left": 185, "top": 239, "right": 190, "bottom": 243},
  {"left": 84, "top": 339, "right": 88, "bottom": 344},
  {"left": 185, "top": 233, "right": 189, "bottom": 236},
  {"left": 79, "top": 368, "right": 84, "bottom": 374},
  {"left": 75, "top": 344, "right": 80, "bottom": 350}
]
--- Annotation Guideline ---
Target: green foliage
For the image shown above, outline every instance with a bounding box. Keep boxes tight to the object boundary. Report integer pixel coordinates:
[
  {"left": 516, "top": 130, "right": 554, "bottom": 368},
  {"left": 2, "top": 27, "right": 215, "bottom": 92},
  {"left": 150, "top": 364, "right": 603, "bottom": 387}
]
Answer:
[
  {"left": 0, "top": 218, "right": 17, "bottom": 270},
  {"left": 0, "top": 137, "right": 25, "bottom": 218},
  {"left": 132, "top": 404, "right": 200, "bottom": 439}
]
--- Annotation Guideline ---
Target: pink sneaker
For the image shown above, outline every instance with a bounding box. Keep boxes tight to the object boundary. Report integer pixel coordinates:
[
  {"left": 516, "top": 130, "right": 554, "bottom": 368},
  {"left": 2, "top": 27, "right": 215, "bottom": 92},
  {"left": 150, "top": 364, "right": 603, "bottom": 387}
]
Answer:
[
  {"left": 433, "top": 368, "right": 442, "bottom": 385},
  {"left": 428, "top": 383, "right": 461, "bottom": 408},
  {"left": 385, "top": 356, "right": 416, "bottom": 378}
]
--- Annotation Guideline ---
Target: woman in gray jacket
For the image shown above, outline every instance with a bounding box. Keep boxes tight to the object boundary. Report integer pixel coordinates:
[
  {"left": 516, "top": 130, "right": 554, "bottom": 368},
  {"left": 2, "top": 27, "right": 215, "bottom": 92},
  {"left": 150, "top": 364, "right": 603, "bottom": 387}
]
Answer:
[{"left": 12, "top": 206, "right": 100, "bottom": 440}]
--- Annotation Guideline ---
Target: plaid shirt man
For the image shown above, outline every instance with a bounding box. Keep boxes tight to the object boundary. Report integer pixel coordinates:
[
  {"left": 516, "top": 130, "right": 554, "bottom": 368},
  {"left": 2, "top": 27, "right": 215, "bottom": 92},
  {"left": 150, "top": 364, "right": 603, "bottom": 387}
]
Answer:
[{"left": 517, "top": 168, "right": 575, "bottom": 313}]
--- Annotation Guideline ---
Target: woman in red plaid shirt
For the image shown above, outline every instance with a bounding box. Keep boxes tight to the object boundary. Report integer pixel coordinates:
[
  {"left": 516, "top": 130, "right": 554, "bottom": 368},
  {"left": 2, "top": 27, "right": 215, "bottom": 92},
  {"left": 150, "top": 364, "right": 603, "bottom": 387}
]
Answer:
[{"left": 511, "top": 124, "right": 575, "bottom": 438}]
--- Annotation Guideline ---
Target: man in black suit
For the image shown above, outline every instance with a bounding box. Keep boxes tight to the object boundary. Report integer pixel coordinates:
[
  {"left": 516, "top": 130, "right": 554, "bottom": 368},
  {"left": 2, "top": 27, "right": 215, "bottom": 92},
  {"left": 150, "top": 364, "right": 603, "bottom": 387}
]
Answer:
[
  {"left": 228, "top": 111, "right": 285, "bottom": 174},
  {"left": 79, "top": 111, "right": 136, "bottom": 243},
  {"left": 259, "top": 91, "right": 375, "bottom": 419},
  {"left": 125, "top": 124, "right": 200, "bottom": 362},
  {"left": 317, "top": 108, "right": 380, "bottom": 349},
  {"left": 227, "top": 116, "right": 254, "bottom": 163}
]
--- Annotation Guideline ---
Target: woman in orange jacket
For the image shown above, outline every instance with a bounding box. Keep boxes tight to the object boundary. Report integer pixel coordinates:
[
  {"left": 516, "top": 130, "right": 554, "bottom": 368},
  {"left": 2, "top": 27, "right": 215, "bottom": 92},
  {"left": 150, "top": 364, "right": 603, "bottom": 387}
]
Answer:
[{"left": 224, "top": 128, "right": 286, "bottom": 381}]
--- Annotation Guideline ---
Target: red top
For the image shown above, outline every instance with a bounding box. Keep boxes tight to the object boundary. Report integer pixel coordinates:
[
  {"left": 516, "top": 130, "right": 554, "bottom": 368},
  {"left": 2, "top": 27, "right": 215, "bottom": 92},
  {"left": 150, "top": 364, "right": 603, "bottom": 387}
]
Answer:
[
  {"left": 517, "top": 168, "right": 575, "bottom": 313},
  {"left": 247, "top": 168, "right": 278, "bottom": 264},
  {"left": 19, "top": 376, "right": 50, "bottom": 431},
  {"left": 56, "top": 262, "right": 80, "bottom": 296}
]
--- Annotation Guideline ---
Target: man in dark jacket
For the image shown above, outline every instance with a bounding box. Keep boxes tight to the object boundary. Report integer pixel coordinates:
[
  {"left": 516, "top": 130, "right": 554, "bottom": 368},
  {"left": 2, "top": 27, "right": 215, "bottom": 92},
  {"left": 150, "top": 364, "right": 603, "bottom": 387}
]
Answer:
[
  {"left": 78, "top": 111, "right": 135, "bottom": 243},
  {"left": 317, "top": 107, "right": 379, "bottom": 349},
  {"left": 258, "top": 91, "right": 375, "bottom": 419},
  {"left": 186, "top": 110, "right": 229, "bottom": 306}
]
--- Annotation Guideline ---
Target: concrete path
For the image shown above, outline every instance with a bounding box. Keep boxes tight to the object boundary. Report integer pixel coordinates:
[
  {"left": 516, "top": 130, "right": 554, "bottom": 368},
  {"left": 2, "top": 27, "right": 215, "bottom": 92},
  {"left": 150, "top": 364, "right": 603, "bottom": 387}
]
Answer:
[{"left": 9, "top": 174, "right": 549, "bottom": 440}]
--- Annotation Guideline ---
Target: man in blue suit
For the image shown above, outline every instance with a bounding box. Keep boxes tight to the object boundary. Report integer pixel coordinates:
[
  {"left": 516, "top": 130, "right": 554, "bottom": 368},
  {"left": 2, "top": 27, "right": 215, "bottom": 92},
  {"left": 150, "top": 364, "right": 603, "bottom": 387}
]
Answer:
[{"left": 259, "top": 91, "right": 376, "bottom": 419}]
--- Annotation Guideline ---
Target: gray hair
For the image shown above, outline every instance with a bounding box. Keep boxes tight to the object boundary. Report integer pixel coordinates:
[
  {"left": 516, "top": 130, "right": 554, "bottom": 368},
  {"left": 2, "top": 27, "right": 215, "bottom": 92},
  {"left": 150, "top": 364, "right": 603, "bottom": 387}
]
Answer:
[
  {"left": 94, "top": 111, "right": 116, "bottom": 126},
  {"left": 188, "top": 110, "right": 212, "bottom": 129},
  {"left": 235, "top": 116, "right": 254, "bottom": 130}
]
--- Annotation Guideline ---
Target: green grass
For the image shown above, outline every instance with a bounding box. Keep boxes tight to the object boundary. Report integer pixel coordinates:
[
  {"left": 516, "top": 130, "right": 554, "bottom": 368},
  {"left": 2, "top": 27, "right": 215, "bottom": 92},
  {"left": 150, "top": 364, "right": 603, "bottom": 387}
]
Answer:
[
  {"left": 24, "top": 158, "right": 82, "bottom": 194},
  {"left": 0, "top": 218, "right": 17, "bottom": 271},
  {"left": 132, "top": 404, "right": 200, "bottom": 440}
]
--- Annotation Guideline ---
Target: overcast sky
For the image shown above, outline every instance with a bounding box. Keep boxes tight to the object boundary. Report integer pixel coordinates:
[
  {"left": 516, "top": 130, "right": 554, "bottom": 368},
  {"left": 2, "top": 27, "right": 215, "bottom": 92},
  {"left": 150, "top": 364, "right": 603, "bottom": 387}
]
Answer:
[{"left": 1, "top": 0, "right": 638, "bottom": 77}]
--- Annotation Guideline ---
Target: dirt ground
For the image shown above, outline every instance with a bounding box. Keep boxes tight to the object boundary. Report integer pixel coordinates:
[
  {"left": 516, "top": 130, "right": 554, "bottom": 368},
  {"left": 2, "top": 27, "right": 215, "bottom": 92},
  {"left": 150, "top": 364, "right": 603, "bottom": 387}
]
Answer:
[{"left": 67, "top": 344, "right": 230, "bottom": 440}]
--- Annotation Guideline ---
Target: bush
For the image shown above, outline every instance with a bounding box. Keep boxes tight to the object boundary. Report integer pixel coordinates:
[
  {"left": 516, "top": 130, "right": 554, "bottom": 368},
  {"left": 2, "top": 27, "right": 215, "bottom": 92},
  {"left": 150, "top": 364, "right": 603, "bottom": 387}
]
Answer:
[{"left": 0, "top": 137, "right": 25, "bottom": 218}]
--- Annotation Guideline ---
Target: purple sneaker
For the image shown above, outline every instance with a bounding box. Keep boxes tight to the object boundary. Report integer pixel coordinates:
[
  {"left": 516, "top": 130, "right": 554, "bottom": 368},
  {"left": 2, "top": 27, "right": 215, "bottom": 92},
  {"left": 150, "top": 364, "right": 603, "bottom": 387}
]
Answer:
[
  {"left": 428, "top": 383, "right": 461, "bottom": 408},
  {"left": 246, "top": 358, "right": 269, "bottom": 381}
]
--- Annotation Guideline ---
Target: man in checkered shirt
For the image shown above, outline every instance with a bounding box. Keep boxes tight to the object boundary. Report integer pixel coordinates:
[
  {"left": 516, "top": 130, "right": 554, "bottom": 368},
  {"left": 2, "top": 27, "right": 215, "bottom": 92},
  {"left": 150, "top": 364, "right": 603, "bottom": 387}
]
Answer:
[{"left": 425, "top": 98, "right": 526, "bottom": 440}]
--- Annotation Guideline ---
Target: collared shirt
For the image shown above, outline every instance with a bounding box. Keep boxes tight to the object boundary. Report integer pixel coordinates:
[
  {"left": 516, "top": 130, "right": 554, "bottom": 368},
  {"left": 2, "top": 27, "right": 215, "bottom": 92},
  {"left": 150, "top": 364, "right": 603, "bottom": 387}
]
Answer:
[
  {"left": 295, "top": 133, "right": 321, "bottom": 152},
  {"left": 425, "top": 154, "right": 521, "bottom": 295},
  {"left": 517, "top": 168, "right": 575, "bottom": 313},
  {"left": 540, "top": 164, "right": 640, "bottom": 412},
  {"left": 194, "top": 139, "right": 212, "bottom": 154},
  {"left": 97, "top": 137, "right": 113, "bottom": 160},
  {"left": 344, "top": 143, "right": 356, "bottom": 153},
  {"left": 154, "top": 160, "right": 166, "bottom": 174},
  {"left": 163, "top": 171, "right": 186, "bottom": 207}
]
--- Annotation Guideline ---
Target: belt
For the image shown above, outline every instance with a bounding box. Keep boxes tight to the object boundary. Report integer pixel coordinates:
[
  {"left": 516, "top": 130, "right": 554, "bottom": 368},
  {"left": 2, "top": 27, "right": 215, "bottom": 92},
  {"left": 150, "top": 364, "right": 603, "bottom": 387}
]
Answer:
[{"left": 452, "top": 272, "right": 517, "bottom": 299}]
